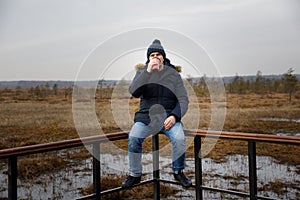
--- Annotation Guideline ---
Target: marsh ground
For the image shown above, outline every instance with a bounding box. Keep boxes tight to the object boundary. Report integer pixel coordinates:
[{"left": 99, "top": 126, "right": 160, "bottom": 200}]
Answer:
[{"left": 0, "top": 88, "right": 299, "bottom": 198}]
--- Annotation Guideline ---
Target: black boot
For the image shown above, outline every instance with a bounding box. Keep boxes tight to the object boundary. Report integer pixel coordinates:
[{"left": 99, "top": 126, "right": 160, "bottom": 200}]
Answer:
[
  {"left": 121, "top": 175, "right": 141, "bottom": 189},
  {"left": 173, "top": 170, "right": 192, "bottom": 187}
]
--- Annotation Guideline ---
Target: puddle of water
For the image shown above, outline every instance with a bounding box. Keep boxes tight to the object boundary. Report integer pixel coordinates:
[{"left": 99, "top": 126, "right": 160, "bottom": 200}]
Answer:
[
  {"left": 275, "top": 132, "right": 300, "bottom": 137},
  {"left": 0, "top": 158, "right": 94, "bottom": 199},
  {"left": 258, "top": 117, "right": 300, "bottom": 124},
  {"left": 0, "top": 153, "right": 299, "bottom": 199},
  {"left": 257, "top": 117, "right": 300, "bottom": 136}
]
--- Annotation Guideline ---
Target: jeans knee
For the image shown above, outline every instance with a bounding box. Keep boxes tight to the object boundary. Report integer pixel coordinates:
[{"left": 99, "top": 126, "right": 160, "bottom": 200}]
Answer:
[
  {"left": 128, "top": 136, "right": 144, "bottom": 153},
  {"left": 170, "top": 134, "right": 186, "bottom": 149}
]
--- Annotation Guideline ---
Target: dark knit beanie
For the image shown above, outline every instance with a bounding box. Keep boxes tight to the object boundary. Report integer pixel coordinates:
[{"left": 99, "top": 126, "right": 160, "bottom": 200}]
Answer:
[{"left": 147, "top": 39, "right": 166, "bottom": 60}]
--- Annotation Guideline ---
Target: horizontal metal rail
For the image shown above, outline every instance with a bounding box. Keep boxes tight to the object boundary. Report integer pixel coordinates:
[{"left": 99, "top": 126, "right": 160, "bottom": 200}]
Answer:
[
  {"left": 189, "top": 130, "right": 299, "bottom": 200},
  {"left": 0, "top": 131, "right": 128, "bottom": 159},
  {"left": 1, "top": 130, "right": 298, "bottom": 159},
  {"left": 185, "top": 129, "right": 300, "bottom": 144},
  {"left": 0, "top": 130, "right": 299, "bottom": 200}
]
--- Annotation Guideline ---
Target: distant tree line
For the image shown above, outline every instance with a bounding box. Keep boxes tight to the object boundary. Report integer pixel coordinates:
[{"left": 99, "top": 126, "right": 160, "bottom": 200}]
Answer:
[
  {"left": 191, "top": 68, "right": 299, "bottom": 102},
  {"left": 28, "top": 83, "right": 73, "bottom": 99},
  {"left": 0, "top": 83, "right": 73, "bottom": 101},
  {"left": 0, "top": 68, "right": 298, "bottom": 102}
]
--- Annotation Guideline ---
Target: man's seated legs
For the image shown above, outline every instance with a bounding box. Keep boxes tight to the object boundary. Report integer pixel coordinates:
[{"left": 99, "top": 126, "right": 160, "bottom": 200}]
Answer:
[
  {"left": 162, "top": 122, "right": 192, "bottom": 187},
  {"left": 122, "top": 122, "right": 149, "bottom": 188}
]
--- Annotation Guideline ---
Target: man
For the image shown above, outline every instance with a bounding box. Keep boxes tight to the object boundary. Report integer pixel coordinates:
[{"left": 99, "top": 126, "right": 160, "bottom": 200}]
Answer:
[{"left": 121, "top": 39, "right": 192, "bottom": 188}]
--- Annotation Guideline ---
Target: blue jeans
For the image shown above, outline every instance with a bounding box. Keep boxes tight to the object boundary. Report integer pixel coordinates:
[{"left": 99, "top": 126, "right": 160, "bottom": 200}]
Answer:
[{"left": 128, "top": 122, "right": 186, "bottom": 177}]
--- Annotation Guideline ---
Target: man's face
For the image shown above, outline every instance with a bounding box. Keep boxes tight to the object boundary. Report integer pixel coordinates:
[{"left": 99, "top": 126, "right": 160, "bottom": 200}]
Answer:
[{"left": 149, "top": 52, "right": 164, "bottom": 63}]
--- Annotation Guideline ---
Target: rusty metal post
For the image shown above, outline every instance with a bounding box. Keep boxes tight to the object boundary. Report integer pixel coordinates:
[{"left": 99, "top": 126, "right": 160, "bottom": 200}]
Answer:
[
  {"left": 194, "top": 135, "right": 203, "bottom": 200},
  {"left": 8, "top": 156, "right": 18, "bottom": 200},
  {"left": 93, "top": 142, "right": 101, "bottom": 199},
  {"left": 152, "top": 133, "right": 160, "bottom": 200},
  {"left": 248, "top": 141, "right": 257, "bottom": 200}
]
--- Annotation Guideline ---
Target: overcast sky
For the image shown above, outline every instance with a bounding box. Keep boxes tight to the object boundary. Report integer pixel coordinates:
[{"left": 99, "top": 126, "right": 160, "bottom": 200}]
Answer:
[{"left": 0, "top": 0, "right": 299, "bottom": 80}]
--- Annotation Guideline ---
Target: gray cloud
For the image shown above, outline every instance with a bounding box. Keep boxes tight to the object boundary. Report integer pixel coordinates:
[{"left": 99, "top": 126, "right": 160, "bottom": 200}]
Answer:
[{"left": 0, "top": 0, "right": 299, "bottom": 80}]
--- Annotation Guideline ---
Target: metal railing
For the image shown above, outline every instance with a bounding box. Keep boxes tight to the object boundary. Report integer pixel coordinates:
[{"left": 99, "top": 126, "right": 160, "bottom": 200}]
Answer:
[
  {"left": 186, "top": 130, "right": 300, "bottom": 200},
  {"left": 0, "top": 130, "right": 299, "bottom": 200}
]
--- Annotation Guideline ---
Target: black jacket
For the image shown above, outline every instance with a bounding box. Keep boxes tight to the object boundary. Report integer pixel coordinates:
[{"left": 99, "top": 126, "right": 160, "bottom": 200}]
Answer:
[{"left": 129, "top": 60, "right": 188, "bottom": 125}]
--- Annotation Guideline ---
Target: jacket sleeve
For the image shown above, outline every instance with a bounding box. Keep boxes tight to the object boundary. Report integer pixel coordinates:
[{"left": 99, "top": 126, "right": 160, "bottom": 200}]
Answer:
[
  {"left": 169, "top": 74, "right": 189, "bottom": 121},
  {"left": 128, "top": 67, "right": 151, "bottom": 98}
]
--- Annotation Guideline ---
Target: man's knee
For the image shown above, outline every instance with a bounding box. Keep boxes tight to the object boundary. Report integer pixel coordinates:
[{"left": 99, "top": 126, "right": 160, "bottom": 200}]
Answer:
[
  {"left": 171, "top": 126, "right": 185, "bottom": 142},
  {"left": 128, "top": 136, "right": 144, "bottom": 152}
]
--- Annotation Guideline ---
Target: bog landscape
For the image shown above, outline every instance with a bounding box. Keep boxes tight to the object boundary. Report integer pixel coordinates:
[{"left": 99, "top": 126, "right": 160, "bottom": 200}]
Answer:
[{"left": 0, "top": 69, "right": 299, "bottom": 199}]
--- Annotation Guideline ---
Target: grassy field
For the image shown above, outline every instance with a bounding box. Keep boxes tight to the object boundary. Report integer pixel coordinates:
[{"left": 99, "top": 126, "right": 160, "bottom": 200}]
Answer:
[
  {"left": 0, "top": 89, "right": 299, "bottom": 158},
  {"left": 0, "top": 89, "right": 299, "bottom": 143},
  {"left": 0, "top": 87, "right": 299, "bottom": 197}
]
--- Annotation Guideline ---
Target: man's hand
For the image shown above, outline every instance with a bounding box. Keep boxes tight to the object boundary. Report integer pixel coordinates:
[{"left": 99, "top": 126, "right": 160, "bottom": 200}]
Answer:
[
  {"left": 147, "top": 57, "right": 160, "bottom": 73},
  {"left": 164, "top": 115, "right": 176, "bottom": 130}
]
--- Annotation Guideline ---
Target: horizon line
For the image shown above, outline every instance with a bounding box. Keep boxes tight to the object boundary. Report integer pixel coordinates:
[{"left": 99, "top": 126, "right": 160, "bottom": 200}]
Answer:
[{"left": 1, "top": 72, "right": 299, "bottom": 82}]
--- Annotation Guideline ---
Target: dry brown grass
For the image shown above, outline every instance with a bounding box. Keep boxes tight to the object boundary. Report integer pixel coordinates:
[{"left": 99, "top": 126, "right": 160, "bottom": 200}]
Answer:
[
  {"left": 0, "top": 89, "right": 299, "bottom": 181},
  {"left": 80, "top": 174, "right": 180, "bottom": 199},
  {"left": 259, "top": 180, "right": 300, "bottom": 195},
  {"left": 17, "top": 153, "right": 68, "bottom": 180},
  {"left": 0, "top": 100, "right": 77, "bottom": 148}
]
